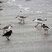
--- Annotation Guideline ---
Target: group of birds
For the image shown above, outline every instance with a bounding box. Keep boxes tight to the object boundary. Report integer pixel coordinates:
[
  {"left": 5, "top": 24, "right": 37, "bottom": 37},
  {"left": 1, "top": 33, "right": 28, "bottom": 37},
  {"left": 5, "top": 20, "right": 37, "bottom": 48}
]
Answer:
[
  {"left": 16, "top": 15, "right": 50, "bottom": 34},
  {"left": 0, "top": 15, "right": 50, "bottom": 41},
  {"left": 0, "top": 15, "right": 27, "bottom": 41},
  {"left": 16, "top": 15, "right": 49, "bottom": 33},
  {"left": 33, "top": 18, "right": 50, "bottom": 34}
]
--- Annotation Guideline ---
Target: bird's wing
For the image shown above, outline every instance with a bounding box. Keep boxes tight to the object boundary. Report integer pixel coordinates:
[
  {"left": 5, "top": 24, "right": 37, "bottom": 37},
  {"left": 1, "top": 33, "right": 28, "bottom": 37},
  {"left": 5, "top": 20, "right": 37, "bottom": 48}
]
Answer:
[
  {"left": 37, "top": 19, "right": 43, "bottom": 21},
  {"left": 3, "top": 26, "right": 9, "bottom": 29}
]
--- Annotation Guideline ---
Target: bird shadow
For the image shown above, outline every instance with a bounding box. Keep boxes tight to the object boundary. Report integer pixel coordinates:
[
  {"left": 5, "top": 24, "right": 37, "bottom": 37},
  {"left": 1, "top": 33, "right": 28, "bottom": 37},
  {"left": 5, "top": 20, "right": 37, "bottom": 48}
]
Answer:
[
  {"left": 43, "top": 32, "right": 52, "bottom": 38},
  {"left": 34, "top": 26, "right": 42, "bottom": 30}
]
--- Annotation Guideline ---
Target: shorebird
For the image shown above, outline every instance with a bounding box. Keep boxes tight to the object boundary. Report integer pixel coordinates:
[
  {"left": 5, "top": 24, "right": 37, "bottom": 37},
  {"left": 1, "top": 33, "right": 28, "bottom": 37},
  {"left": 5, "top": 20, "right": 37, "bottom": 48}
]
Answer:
[
  {"left": 16, "top": 15, "right": 27, "bottom": 24},
  {"left": 2, "top": 30, "right": 12, "bottom": 40},
  {"left": 0, "top": 24, "right": 12, "bottom": 34},
  {"left": 33, "top": 18, "right": 47, "bottom": 27},
  {"left": 41, "top": 24, "right": 49, "bottom": 34}
]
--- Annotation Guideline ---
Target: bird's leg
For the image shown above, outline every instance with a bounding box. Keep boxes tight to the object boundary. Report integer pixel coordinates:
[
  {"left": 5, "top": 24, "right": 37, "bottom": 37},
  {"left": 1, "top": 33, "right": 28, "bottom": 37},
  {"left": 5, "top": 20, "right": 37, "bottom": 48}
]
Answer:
[
  {"left": 44, "top": 28, "right": 48, "bottom": 35},
  {"left": 35, "top": 23, "right": 39, "bottom": 27},
  {"left": 41, "top": 23, "right": 43, "bottom": 27},
  {"left": 23, "top": 18, "right": 25, "bottom": 24},
  {"left": 20, "top": 19, "right": 22, "bottom": 23},
  {"left": 6, "top": 36, "right": 10, "bottom": 41},
  {"left": 46, "top": 29, "right": 48, "bottom": 34},
  {"left": 18, "top": 18, "right": 22, "bottom": 24}
]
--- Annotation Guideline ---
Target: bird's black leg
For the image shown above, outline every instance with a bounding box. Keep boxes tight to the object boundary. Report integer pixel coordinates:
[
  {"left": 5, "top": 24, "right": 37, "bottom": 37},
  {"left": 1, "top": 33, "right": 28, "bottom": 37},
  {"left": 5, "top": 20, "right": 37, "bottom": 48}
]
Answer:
[
  {"left": 23, "top": 18, "right": 25, "bottom": 24},
  {"left": 35, "top": 23, "right": 39, "bottom": 27},
  {"left": 6, "top": 37, "right": 10, "bottom": 41}
]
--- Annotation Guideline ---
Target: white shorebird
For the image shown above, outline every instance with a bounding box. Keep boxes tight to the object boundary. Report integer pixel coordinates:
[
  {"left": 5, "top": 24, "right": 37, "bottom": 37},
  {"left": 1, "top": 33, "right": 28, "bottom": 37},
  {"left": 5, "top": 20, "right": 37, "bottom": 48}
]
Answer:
[
  {"left": 33, "top": 18, "right": 47, "bottom": 27},
  {"left": 16, "top": 15, "right": 27, "bottom": 24},
  {"left": 0, "top": 24, "right": 12, "bottom": 34}
]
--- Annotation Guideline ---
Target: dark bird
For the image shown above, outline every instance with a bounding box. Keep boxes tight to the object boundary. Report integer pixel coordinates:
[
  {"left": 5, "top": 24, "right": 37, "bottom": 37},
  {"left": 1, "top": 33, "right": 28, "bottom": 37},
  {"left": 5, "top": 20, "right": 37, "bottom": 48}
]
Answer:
[
  {"left": 41, "top": 24, "right": 50, "bottom": 34},
  {"left": 2, "top": 30, "right": 12, "bottom": 40},
  {"left": 41, "top": 24, "right": 49, "bottom": 28},
  {"left": 41, "top": 24, "right": 49, "bottom": 31}
]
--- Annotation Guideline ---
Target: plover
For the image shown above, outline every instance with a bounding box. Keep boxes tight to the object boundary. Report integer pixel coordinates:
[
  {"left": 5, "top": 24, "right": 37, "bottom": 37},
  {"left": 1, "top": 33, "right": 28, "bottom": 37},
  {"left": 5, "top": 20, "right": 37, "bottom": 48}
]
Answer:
[
  {"left": 16, "top": 15, "right": 27, "bottom": 24},
  {"left": 41, "top": 24, "right": 49, "bottom": 34},
  {"left": 2, "top": 30, "right": 12, "bottom": 40},
  {"left": 0, "top": 24, "right": 12, "bottom": 34},
  {"left": 33, "top": 18, "right": 47, "bottom": 27}
]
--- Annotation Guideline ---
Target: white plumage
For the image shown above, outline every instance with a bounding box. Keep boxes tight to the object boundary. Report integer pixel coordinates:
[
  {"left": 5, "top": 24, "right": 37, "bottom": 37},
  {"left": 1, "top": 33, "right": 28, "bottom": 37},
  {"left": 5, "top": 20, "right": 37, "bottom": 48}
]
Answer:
[
  {"left": 0, "top": 24, "right": 12, "bottom": 34},
  {"left": 33, "top": 18, "right": 47, "bottom": 27}
]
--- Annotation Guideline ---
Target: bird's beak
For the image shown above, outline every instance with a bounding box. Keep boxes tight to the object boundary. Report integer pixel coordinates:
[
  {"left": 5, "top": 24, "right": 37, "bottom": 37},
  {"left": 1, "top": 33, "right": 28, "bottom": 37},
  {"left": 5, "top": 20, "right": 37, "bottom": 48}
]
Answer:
[
  {"left": 33, "top": 20, "right": 34, "bottom": 21},
  {"left": 33, "top": 19, "right": 35, "bottom": 21},
  {"left": 16, "top": 15, "right": 19, "bottom": 18},
  {"left": 16, "top": 17, "right": 17, "bottom": 18}
]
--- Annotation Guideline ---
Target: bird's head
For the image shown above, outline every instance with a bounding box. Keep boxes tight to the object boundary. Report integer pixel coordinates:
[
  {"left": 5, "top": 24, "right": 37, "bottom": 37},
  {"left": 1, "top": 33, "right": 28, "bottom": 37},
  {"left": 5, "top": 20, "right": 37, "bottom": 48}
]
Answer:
[
  {"left": 10, "top": 30, "right": 13, "bottom": 33},
  {"left": 16, "top": 15, "right": 20, "bottom": 18},
  {"left": 33, "top": 19, "right": 36, "bottom": 21},
  {"left": 16, "top": 17, "right": 17, "bottom": 18},
  {"left": 43, "top": 24, "right": 45, "bottom": 26},
  {"left": 45, "top": 18, "right": 47, "bottom": 21},
  {"left": 9, "top": 24, "right": 13, "bottom": 27}
]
